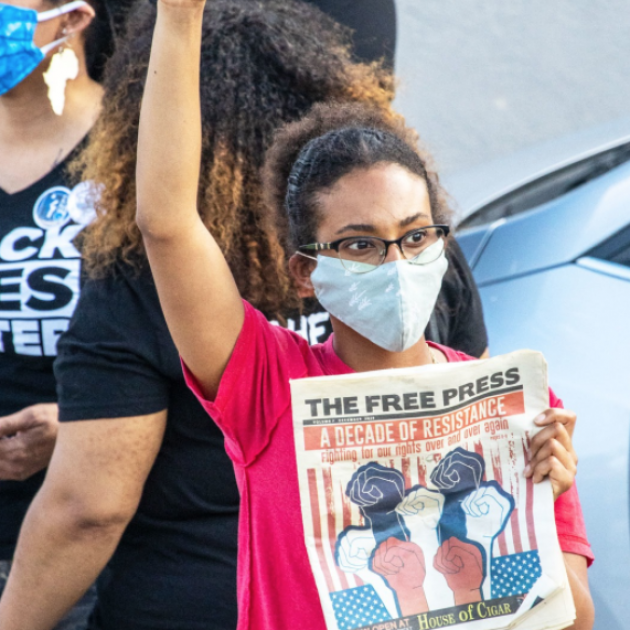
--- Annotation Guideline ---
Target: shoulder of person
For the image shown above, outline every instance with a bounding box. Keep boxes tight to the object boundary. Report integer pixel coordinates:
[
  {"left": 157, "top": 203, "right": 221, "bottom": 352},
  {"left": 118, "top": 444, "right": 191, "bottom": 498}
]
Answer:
[
  {"left": 68, "top": 259, "right": 175, "bottom": 360},
  {"left": 430, "top": 342, "right": 478, "bottom": 364},
  {"left": 56, "top": 260, "right": 182, "bottom": 421}
]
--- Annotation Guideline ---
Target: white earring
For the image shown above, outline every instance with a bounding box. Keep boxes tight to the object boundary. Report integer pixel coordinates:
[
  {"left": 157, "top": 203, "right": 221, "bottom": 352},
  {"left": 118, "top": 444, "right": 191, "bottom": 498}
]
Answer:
[{"left": 43, "top": 42, "right": 79, "bottom": 116}]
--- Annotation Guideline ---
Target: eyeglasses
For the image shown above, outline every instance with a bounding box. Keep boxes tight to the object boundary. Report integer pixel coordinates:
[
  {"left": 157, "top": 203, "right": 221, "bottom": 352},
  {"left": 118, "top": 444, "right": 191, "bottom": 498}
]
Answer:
[{"left": 298, "top": 225, "right": 450, "bottom": 274}]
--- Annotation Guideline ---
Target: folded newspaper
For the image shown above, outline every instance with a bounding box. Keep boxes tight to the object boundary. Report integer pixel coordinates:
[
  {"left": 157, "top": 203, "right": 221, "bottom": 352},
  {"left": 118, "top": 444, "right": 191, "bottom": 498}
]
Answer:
[{"left": 290, "top": 350, "right": 575, "bottom": 630}]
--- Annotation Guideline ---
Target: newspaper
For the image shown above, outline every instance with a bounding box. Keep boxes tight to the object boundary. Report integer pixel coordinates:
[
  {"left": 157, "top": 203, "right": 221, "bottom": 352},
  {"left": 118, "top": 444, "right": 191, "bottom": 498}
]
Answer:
[{"left": 290, "top": 350, "right": 575, "bottom": 630}]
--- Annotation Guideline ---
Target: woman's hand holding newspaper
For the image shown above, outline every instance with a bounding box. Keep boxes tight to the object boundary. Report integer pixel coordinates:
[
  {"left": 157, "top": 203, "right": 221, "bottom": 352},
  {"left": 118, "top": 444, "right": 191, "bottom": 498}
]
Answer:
[{"left": 524, "top": 408, "right": 578, "bottom": 500}]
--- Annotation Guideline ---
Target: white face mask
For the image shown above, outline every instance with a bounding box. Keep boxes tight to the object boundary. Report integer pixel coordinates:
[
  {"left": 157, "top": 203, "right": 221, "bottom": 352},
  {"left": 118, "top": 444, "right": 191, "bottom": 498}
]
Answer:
[{"left": 310, "top": 238, "right": 448, "bottom": 352}]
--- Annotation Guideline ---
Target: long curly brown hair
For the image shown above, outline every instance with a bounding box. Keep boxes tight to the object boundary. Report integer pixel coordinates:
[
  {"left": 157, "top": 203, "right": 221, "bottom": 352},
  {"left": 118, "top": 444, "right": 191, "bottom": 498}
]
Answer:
[{"left": 74, "top": 0, "right": 397, "bottom": 315}]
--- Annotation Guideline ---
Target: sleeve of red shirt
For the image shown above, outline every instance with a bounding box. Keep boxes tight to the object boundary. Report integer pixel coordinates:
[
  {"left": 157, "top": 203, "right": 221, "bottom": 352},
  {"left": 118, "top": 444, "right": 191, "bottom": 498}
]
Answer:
[
  {"left": 549, "top": 388, "right": 594, "bottom": 566},
  {"left": 182, "top": 300, "right": 309, "bottom": 466}
]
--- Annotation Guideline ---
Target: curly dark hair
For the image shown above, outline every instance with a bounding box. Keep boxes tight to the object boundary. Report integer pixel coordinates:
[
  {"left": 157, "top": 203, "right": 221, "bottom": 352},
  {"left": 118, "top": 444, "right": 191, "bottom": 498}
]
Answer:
[
  {"left": 74, "top": 0, "right": 397, "bottom": 315},
  {"left": 263, "top": 101, "right": 452, "bottom": 250}
]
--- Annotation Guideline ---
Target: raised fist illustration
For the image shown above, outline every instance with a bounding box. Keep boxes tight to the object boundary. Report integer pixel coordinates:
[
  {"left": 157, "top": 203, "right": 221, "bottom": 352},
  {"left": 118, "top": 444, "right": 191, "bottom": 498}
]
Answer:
[
  {"left": 430, "top": 447, "right": 484, "bottom": 495},
  {"left": 347, "top": 462, "right": 407, "bottom": 543},
  {"left": 372, "top": 537, "right": 429, "bottom": 616},
  {"left": 433, "top": 537, "right": 484, "bottom": 606},
  {"left": 335, "top": 527, "right": 398, "bottom": 617},
  {"left": 336, "top": 527, "right": 376, "bottom": 572},
  {"left": 347, "top": 462, "right": 406, "bottom": 511},
  {"left": 461, "top": 482, "right": 514, "bottom": 544},
  {"left": 396, "top": 486, "right": 444, "bottom": 534}
]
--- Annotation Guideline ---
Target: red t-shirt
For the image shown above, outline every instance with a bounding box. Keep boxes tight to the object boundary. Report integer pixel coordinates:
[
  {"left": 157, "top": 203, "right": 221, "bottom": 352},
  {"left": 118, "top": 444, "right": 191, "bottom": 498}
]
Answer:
[{"left": 184, "top": 301, "right": 593, "bottom": 630}]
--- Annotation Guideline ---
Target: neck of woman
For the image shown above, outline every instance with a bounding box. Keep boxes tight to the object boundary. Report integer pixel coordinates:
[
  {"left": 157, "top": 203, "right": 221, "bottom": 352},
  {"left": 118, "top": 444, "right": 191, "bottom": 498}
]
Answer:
[
  {"left": 0, "top": 44, "right": 103, "bottom": 193},
  {"left": 330, "top": 316, "right": 442, "bottom": 372},
  {"left": 0, "top": 44, "right": 101, "bottom": 142}
]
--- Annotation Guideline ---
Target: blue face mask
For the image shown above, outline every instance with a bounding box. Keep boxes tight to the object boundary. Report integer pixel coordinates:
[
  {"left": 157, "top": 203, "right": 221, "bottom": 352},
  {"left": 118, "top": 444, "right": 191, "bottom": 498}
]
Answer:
[{"left": 0, "top": 0, "right": 86, "bottom": 96}]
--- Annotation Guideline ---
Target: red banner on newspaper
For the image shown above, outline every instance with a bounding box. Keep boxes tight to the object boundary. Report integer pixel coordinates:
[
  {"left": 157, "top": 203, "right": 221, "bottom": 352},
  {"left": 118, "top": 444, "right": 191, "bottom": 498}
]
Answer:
[{"left": 303, "top": 391, "right": 525, "bottom": 451}]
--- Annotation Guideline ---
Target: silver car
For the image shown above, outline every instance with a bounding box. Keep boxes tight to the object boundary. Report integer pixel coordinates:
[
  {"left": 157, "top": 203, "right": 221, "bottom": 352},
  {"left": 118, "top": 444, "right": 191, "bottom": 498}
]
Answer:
[{"left": 451, "top": 119, "right": 630, "bottom": 630}]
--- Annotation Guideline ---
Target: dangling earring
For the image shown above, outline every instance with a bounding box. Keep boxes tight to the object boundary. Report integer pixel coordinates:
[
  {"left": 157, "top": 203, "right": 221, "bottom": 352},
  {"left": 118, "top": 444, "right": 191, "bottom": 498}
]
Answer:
[{"left": 42, "top": 30, "right": 79, "bottom": 116}]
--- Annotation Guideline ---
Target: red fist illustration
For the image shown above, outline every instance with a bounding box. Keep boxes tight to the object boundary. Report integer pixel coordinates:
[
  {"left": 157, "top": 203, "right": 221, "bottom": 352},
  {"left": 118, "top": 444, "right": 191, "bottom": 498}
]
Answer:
[
  {"left": 433, "top": 537, "right": 483, "bottom": 605},
  {"left": 372, "top": 537, "right": 429, "bottom": 616}
]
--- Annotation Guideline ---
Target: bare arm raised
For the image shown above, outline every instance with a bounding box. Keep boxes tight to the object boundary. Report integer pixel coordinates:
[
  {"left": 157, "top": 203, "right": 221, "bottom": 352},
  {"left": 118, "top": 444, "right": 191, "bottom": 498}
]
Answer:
[{"left": 136, "top": 0, "right": 244, "bottom": 398}]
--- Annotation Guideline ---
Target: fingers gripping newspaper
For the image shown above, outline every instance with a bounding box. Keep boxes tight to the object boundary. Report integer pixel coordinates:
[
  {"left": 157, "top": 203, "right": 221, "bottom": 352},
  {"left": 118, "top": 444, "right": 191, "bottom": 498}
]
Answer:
[{"left": 290, "top": 351, "right": 575, "bottom": 630}]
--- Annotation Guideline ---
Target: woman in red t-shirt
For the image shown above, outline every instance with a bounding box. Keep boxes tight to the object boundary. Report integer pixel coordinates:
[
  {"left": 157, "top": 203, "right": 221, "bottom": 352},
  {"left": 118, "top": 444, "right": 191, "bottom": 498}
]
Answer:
[{"left": 134, "top": 1, "right": 594, "bottom": 629}]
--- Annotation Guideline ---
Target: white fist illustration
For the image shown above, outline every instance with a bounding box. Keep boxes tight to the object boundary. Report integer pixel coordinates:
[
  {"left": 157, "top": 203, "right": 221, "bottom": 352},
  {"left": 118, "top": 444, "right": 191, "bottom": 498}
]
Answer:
[
  {"left": 396, "top": 487, "right": 444, "bottom": 534},
  {"left": 336, "top": 528, "right": 398, "bottom": 617},
  {"left": 336, "top": 528, "right": 376, "bottom": 572},
  {"left": 462, "top": 484, "right": 512, "bottom": 543},
  {"left": 462, "top": 483, "right": 514, "bottom": 600}
]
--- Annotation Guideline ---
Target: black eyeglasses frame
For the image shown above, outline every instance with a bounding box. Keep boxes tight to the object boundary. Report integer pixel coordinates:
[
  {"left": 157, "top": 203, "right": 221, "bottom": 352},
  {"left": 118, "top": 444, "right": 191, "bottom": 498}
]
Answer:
[{"left": 297, "top": 224, "right": 450, "bottom": 262}]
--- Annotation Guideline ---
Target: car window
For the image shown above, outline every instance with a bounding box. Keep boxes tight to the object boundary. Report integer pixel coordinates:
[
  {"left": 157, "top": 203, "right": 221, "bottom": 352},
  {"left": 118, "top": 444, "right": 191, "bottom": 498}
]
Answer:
[
  {"left": 459, "top": 142, "right": 630, "bottom": 229},
  {"left": 586, "top": 224, "right": 630, "bottom": 269}
]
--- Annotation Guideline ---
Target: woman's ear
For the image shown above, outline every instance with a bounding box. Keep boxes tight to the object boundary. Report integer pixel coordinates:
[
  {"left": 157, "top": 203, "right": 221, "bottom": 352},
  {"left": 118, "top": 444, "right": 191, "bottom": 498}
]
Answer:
[
  {"left": 60, "top": 3, "right": 96, "bottom": 39},
  {"left": 289, "top": 253, "right": 316, "bottom": 299}
]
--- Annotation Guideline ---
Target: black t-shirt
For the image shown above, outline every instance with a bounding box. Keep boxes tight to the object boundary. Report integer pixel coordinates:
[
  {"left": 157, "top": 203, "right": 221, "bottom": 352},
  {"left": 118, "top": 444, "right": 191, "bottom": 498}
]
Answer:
[
  {"left": 55, "top": 240, "right": 486, "bottom": 630},
  {"left": 55, "top": 264, "right": 240, "bottom": 630},
  {"left": 431, "top": 238, "right": 488, "bottom": 357},
  {"left": 0, "top": 151, "right": 93, "bottom": 558},
  {"left": 305, "top": 0, "right": 397, "bottom": 69}
]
